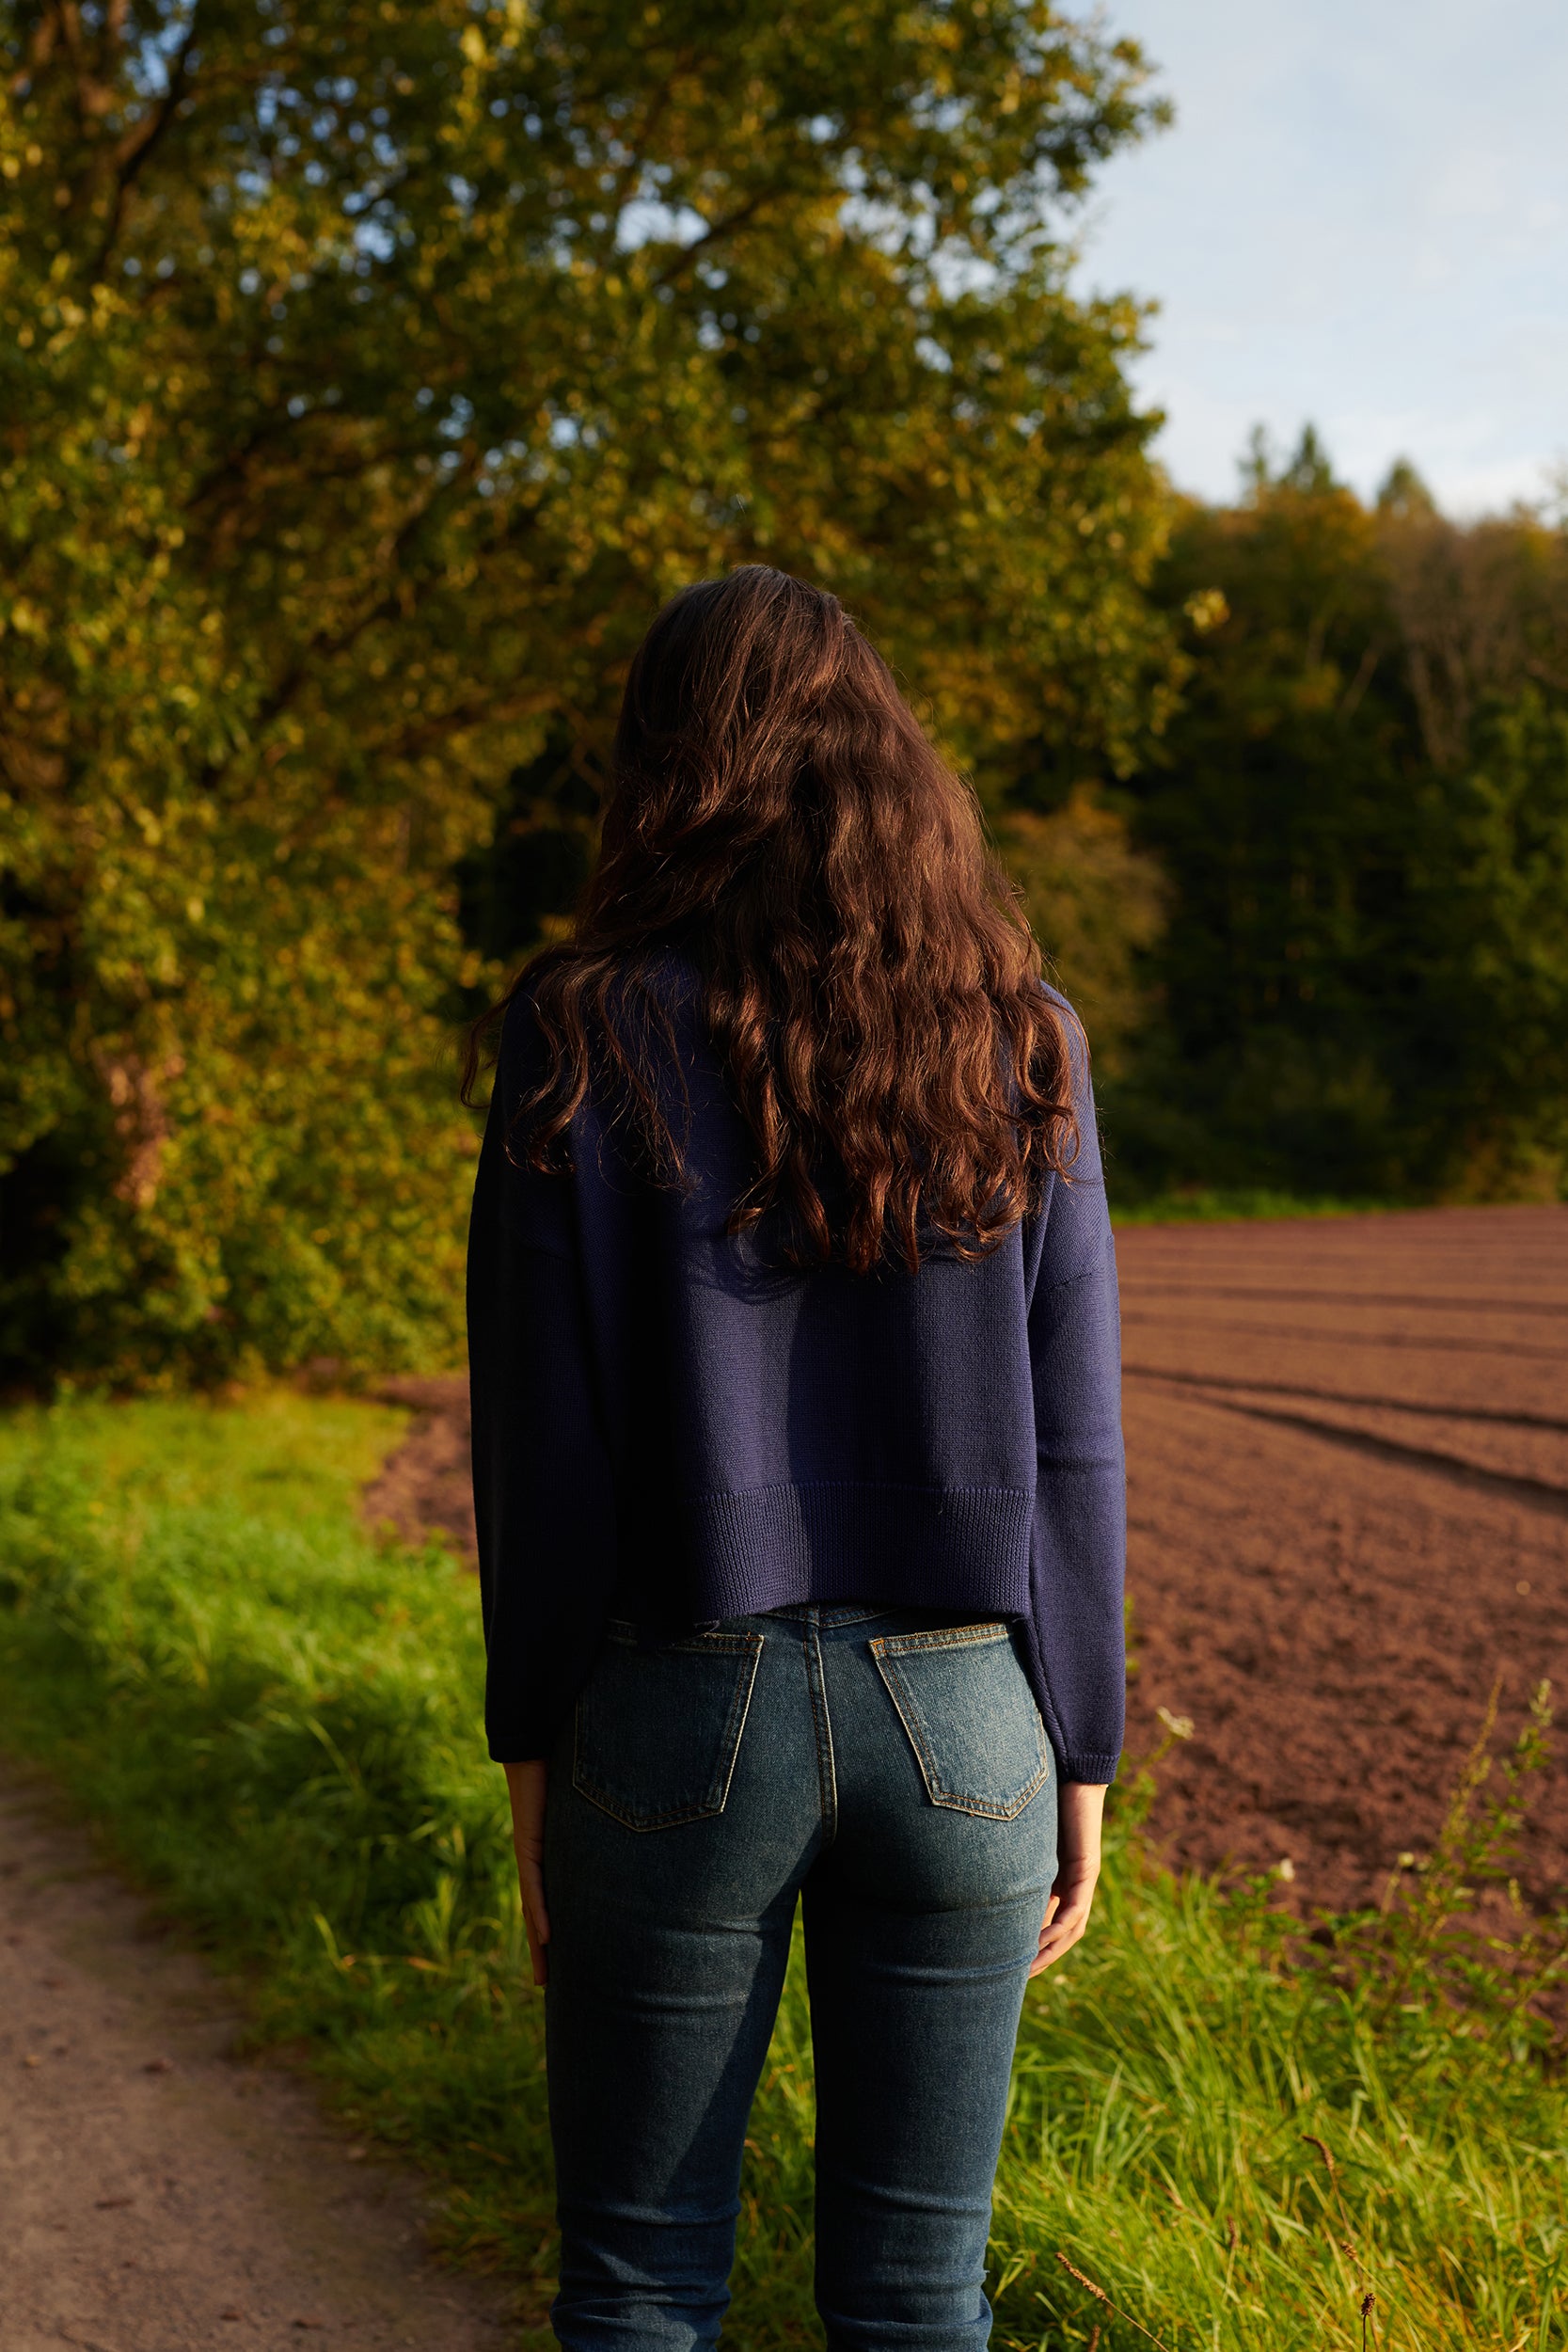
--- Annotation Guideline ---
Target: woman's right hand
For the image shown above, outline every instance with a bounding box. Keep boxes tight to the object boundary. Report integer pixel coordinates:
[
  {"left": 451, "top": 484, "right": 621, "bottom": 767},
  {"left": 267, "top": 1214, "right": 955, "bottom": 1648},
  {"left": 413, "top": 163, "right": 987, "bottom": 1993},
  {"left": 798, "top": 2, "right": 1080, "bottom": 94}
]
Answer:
[{"left": 503, "top": 1759, "right": 550, "bottom": 1987}]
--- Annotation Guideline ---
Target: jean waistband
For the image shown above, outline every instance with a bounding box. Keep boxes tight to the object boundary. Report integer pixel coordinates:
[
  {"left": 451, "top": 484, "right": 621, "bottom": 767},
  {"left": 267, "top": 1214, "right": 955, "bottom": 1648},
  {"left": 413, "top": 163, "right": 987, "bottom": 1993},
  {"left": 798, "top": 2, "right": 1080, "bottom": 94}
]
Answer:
[
  {"left": 760, "top": 1603, "right": 887, "bottom": 1627},
  {"left": 752, "top": 1604, "right": 1013, "bottom": 1636},
  {"left": 614, "top": 1602, "right": 1015, "bottom": 1640}
]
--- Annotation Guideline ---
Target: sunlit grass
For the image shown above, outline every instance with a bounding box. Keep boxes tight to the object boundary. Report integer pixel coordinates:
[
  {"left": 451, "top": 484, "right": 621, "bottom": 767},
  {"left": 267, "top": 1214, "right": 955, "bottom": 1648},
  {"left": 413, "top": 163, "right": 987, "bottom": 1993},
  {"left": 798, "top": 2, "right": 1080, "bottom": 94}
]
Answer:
[
  {"left": 1110, "top": 1187, "right": 1386, "bottom": 1227},
  {"left": 1, "top": 1393, "right": 1562, "bottom": 2349}
]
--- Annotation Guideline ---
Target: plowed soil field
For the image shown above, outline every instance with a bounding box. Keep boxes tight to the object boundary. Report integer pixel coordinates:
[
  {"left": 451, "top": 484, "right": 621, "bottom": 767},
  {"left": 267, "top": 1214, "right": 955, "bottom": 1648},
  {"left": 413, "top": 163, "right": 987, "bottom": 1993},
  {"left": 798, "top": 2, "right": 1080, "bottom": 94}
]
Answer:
[
  {"left": 1117, "top": 1203, "right": 1568, "bottom": 1912},
  {"left": 366, "top": 1203, "right": 1568, "bottom": 1915}
]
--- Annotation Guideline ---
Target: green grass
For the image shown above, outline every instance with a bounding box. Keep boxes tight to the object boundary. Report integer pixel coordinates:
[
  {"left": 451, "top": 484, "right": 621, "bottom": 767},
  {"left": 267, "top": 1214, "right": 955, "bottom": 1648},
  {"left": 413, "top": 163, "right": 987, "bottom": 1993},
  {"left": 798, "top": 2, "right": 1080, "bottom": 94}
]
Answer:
[
  {"left": 1, "top": 1394, "right": 1563, "bottom": 2350},
  {"left": 1110, "top": 1187, "right": 1390, "bottom": 1228}
]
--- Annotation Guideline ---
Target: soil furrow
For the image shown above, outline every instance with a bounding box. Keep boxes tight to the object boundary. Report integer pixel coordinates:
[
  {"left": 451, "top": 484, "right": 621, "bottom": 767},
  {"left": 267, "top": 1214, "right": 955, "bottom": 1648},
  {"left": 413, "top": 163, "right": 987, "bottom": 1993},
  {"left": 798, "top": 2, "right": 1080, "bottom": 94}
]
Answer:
[
  {"left": 1167, "top": 1391, "right": 1568, "bottom": 1518},
  {"left": 1123, "top": 1365, "right": 1568, "bottom": 1435},
  {"left": 1117, "top": 1285, "right": 1568, "bottom": 1316},
  {"left": 1120, "top": 1314, "right": 1568, "bottom": 1362},
  {"left": 1117, "top": 1205, "right": 1568, "bottom": 1909}
]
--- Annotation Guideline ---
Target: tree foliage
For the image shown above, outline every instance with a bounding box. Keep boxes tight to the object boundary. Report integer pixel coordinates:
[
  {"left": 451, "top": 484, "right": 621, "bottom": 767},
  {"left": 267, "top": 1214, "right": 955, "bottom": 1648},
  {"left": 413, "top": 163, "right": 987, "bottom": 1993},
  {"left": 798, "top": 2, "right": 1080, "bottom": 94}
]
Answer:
[
  {"left": 0, "top": 0, "right": 1178, "bottom": 1381},
  {"left": 1000, "top": 794, "right": 1165, "bottom": 1073},
  {"left": 1113, "top": 434, "right": 1568, "bottom": 1200}
]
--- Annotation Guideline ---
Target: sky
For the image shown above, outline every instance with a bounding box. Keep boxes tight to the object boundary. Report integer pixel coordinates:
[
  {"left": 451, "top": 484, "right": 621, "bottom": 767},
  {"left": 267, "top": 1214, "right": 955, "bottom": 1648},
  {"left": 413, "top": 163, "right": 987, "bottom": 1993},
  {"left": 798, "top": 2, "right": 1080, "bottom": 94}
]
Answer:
[{"left": 1069, "top": 0, "right": 1568, "bottom": 515}]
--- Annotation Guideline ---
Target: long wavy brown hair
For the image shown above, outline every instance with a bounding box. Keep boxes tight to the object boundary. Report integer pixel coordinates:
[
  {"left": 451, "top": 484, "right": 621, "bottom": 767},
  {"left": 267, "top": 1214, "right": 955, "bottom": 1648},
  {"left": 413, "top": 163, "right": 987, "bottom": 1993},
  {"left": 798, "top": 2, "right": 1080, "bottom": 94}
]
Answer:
[{"left": 463, "top": 565, "right": 1078, "bottom": 1272}]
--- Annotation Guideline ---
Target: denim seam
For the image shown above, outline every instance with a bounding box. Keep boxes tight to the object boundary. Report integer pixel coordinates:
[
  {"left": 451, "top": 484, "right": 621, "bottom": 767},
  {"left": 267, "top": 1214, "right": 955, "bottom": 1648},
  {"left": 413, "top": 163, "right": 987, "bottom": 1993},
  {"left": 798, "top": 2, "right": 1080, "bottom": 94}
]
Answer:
[
  {"left": 604, "top": 1622, "right": 764, "bottom": 1657},
  {"left": 764, "top": 1605, "right": 885, "bottom": 1629},
  {"left": 711, "top": 1639, "right": 764, "bottom": 1814},
  {"left": 871, "top": 1624, "right": 1009, "bottom": 1657},
  {"left": 801, "top": 1619, "right": 838, "bottom": 1842}
]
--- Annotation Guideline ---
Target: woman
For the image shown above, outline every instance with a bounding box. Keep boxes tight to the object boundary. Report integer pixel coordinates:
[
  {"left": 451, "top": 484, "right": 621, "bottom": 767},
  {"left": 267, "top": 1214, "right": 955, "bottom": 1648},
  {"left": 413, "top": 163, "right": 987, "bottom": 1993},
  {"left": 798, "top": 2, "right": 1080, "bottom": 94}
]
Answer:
[{"left": 466, "top": 566, "right": 1124, "bottom": 2352}]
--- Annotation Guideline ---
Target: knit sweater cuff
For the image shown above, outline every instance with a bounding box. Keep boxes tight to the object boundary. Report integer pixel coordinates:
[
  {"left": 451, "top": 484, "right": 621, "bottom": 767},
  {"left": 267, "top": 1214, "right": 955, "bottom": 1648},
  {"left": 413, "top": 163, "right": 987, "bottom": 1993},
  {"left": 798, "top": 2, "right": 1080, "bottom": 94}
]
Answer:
[
  {"left": 486, "top": 1703, "right": 562, "bottom": 1766},
  {"left": 1059, "top": 1752, "right": 1121, "bottom": 1786}
]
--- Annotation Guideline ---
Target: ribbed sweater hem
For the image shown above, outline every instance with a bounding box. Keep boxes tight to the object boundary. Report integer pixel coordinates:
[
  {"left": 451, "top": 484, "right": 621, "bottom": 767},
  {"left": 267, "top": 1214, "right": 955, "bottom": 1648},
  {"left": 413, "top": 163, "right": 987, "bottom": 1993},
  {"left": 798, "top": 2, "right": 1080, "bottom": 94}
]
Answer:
[
  {"left": 682, "top": 1480, "right": 1035, "bottom": 1622},
  {"left": 1058, "top": 1753, "right": 1121, "bottom": 1787}
]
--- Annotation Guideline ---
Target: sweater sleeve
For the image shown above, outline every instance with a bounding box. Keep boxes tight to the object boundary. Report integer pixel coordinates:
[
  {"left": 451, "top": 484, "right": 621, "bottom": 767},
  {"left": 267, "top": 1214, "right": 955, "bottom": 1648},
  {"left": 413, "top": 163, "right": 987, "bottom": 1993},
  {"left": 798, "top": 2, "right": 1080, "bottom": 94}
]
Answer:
[
  {"left": 467, "top": 993, "right": 619, "bottom": 1763},
  {"left": 1021, "top": 1020, "right": 1127, "bottom": 1785}
]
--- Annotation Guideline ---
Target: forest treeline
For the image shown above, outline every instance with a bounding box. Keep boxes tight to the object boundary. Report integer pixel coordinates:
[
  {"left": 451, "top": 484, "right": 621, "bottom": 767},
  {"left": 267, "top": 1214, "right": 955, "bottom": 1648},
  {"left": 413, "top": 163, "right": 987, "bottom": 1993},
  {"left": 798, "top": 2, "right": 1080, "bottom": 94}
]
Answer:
[
  {"left": 1110, "top": 436, "right": 1568, "bottom": 1206},
  {"left": 1, "top": 2, "right": 1563, "bottom": 1386}
]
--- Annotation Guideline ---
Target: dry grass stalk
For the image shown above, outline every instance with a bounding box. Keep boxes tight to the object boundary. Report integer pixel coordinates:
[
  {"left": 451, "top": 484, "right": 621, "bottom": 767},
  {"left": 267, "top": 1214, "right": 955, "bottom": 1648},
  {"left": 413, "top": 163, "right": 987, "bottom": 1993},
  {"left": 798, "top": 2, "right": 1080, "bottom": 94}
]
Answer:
[
  {"left": 1054, "top": 2252, "right": 1176, "bottom": 2351},
  {"left": 1304, "top": 2134, "right": 1382, "bottom": 2341}
]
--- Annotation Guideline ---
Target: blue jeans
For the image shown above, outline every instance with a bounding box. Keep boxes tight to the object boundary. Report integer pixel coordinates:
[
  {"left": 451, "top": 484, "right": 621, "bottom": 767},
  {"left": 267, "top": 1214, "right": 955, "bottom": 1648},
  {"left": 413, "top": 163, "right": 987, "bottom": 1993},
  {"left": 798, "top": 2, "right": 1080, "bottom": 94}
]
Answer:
[{"left": 543, "top": 1603, "right": 1058, "bottom": 2351}]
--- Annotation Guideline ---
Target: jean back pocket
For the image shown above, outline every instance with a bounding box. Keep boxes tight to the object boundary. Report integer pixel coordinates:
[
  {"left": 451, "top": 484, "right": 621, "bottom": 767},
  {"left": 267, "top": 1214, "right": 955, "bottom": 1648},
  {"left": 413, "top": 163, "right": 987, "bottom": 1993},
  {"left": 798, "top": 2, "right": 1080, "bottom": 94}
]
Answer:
[
  {"left": 573, "top": 1622, "right": 765, "bottom": 1831},
  {"left": 871, "top": 1622, "right": 1050, "bottom": 1820}
]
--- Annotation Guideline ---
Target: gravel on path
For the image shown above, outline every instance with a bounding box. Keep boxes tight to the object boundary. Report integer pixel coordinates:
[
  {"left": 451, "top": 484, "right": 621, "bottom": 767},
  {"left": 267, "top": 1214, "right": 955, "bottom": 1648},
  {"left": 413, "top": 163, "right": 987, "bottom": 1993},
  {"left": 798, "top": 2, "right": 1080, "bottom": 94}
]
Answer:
[{"left": 0, "top": 1772, "right": 523, "bottom": 2352}]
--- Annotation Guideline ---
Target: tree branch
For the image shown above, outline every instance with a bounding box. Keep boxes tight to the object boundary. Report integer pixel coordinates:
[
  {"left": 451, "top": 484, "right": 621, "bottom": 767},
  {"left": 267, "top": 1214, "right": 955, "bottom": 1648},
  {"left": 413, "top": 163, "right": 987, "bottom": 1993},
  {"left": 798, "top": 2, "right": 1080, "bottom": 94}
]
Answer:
[
  {"left": 89, "top": 7, "right": 204, "bottom": 278},
  {"left": 198, "top": 454, "right": 489, "bottom": 788},
  {"left": 652, "top": 186, "right": 774, "bottom": 288},
  {"left": 356, "top": 685, "right": 556, "bottom": 766}
]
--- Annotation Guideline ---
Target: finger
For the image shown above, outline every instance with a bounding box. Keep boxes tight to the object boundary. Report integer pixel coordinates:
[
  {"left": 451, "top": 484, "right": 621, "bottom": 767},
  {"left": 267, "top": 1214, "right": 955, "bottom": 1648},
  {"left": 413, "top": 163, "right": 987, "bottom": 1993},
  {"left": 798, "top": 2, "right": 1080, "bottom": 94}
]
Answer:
[
  {"left": 515, "top": 1861, "right": 550, "bottom": 1983},
  {"left": 1040, "top": 1878, "right": 1097, "bottom": 1935},
  {"left": 1035, "top": 1926, "right": 1085, "bottom": 1967},
  {"left": 1029, "top": 1902, "right": 1094, "bottom": 1974},
  {"left": 520, "top": 1893, "right": 549, "bottom": 1982},
  {"left": 523, "top": 1875, "right": 550, "bottom": 1947},
  {"left": 1041, "top": 1896, "right": 1092, "bottom": 1942},
  {"left": 1034, "top": 1891, "right": 1071, "bottom": 1947}
]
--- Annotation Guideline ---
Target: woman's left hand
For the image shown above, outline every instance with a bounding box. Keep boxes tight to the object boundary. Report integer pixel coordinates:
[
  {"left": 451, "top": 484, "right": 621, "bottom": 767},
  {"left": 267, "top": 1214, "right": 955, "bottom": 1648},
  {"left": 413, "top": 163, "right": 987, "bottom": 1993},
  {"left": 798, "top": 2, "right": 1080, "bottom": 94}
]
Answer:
[
  {"left": 1030, "top": 1779, "right": 1106, "bottom": 1976},
  {"left": 503, "top": 1759, "right": 550, "bottom": 1987}
]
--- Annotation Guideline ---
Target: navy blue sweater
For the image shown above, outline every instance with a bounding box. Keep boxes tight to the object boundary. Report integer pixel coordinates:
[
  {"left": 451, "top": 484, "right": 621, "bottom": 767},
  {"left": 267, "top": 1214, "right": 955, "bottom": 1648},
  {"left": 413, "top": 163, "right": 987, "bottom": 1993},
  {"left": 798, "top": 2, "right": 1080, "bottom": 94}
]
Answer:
[{"left": 467, "top": 970, "right": 1126, "bottom": 1784}]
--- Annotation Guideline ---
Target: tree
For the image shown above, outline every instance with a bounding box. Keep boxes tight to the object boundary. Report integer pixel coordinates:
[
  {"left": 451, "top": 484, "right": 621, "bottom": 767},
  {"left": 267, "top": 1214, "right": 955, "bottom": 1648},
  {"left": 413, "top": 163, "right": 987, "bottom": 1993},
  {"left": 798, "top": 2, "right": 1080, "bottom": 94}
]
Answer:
[
  {"left": 0, "top": 0, "right": 1178, "bottom": 1381},
  {"left": 1112, "top": 429, "right": 1416, "bottom": 1190},
  {"left": 1113, "top": 428, "right": 1568, "bottom": 1200},
  {"left": 1409, "top": 691, "right": 1568, "bottom": 1196},
  {"left": 998, "top": 797, "right": 1165, "bottom": 1073}
]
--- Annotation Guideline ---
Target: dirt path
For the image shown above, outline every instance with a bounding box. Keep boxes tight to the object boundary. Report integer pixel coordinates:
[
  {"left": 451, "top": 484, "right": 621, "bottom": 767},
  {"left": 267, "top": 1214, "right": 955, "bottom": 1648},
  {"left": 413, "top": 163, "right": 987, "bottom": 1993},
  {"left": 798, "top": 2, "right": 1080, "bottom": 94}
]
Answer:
[
  {"left": 0, "top": 1771, "right": 520, "bottom": 2352},
  {"left": 361, "top": 1377, "right": 477, "bottom": 1565}
]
